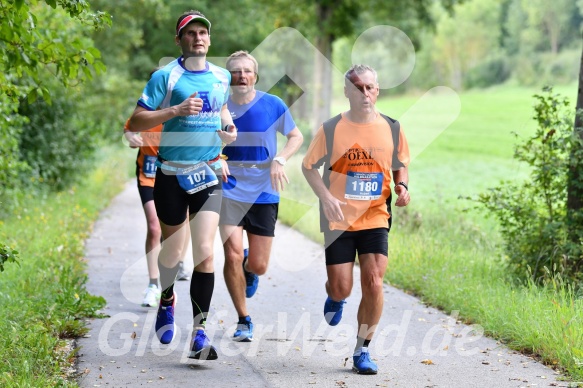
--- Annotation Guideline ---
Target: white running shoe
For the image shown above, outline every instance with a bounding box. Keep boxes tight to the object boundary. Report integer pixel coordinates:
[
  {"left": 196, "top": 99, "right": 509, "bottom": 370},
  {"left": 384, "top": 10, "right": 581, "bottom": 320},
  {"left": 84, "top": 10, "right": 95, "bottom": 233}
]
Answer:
[
  {"left": 176, "top": 262, "right": 190, "bottom": 281},
  {"left": 142, "top": 284, "right": 161, "bottom": 307}
]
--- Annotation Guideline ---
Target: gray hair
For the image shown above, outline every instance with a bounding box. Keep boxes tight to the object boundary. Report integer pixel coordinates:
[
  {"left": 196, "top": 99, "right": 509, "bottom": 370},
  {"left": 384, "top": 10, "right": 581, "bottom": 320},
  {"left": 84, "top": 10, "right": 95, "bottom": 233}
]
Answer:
[
  {"left": 344, "top": 64, "right": 378, "bottom": 85},
  {"left": 226, "top": 50, "right": 259, "bottom": 74}
]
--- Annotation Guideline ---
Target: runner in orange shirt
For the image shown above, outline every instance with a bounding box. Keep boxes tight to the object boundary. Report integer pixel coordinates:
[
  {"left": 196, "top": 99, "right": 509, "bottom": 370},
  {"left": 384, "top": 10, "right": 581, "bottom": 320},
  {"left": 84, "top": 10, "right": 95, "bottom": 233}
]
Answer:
[
  {"left": 302, "top": 64, "right": 411, "bottom": 375},
  {"left": 123, "top": 74, "right": 191, "bottom": 307}
]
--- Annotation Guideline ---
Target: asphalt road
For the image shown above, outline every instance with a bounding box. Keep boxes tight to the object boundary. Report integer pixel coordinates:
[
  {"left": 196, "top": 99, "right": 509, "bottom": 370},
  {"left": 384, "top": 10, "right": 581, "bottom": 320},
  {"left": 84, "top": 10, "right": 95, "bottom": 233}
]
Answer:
[{"left": 76, "top": 182, "right": 567, "bottom": 387}]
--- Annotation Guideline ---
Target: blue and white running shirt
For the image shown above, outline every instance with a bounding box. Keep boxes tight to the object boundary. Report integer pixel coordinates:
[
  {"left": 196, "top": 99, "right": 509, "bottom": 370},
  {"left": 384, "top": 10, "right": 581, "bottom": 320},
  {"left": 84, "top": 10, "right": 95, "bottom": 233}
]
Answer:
[
  {"left": 222, "top": 91, "right": 296, "bottom": 204},
  {"left": 137, "top": 57, "right": 230, "bottom": 164}
]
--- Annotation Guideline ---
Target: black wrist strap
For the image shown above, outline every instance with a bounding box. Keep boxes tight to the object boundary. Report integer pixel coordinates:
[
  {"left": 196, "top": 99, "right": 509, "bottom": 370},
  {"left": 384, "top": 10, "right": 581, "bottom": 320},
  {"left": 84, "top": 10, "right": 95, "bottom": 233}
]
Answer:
[{"left": 397, "top": 181, "right": 408, "bottom": 191}]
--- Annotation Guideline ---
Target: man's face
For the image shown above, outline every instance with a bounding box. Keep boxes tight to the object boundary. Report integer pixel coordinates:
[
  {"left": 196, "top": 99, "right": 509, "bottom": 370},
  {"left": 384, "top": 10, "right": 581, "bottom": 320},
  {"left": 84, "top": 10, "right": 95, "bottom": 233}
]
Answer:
[
  {"left": 344, "top": 70, "right": 379, "bottom": 114},
  {"left": 228, "top": 58, "right": 257, "bottom": 96},
  {"left": 175, "top": 22, "right": 210, "bottom": 58}
]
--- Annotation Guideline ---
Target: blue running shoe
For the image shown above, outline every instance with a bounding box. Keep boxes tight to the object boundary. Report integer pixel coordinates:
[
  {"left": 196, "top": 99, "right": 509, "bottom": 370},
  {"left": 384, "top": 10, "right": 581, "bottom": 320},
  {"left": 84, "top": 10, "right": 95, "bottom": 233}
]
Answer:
[
  {"left": 233, "top": 316, "right": 254, "bottom": 342},
  {"left": 323, "top": 296, "right": 346, "bottom": 326},
  {"left": 243, "top": 249, "right": 259, "bottom": 298},
  {"left": 155, "top": 293, "right": 176, "bottom": 344},
  {"left": 352, "top": 350, "right": 378, "bottom": 374},
  {"left": 189, "top": 329, "right": 218, "bottom": 360}
]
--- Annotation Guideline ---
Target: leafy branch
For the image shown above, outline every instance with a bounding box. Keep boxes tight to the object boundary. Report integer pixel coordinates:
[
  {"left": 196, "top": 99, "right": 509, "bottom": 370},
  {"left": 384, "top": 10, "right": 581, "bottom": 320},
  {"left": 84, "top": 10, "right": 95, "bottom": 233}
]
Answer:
[{"left": 0, "top": 243, "right": 19, "bottom": 273}]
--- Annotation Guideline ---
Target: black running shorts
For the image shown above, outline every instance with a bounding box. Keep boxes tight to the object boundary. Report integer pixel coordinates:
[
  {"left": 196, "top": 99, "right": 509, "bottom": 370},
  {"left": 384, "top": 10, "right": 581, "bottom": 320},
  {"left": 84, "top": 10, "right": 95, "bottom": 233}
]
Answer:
[
  {"left": 323, "top": 227, "right": 389, "bottom": 265},
  {"left": 220, "top": 197, "right": 278, "bottom": 237},
  {"left": 153, "top": 168, "right": 223, "bottom": 226}
]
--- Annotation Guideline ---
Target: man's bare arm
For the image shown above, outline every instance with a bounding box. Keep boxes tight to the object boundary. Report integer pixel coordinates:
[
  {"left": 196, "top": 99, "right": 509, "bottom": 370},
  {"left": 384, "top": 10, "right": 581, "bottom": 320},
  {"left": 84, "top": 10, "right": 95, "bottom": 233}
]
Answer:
[
  {"left": 127, "top": 92, "right": 203, "bottom": 132},
  {"left": 392, "top": 167, "right": 410, "bottom": 207},
  {"left": 302, "top": 164, "right": 346, "bottom": 222}
]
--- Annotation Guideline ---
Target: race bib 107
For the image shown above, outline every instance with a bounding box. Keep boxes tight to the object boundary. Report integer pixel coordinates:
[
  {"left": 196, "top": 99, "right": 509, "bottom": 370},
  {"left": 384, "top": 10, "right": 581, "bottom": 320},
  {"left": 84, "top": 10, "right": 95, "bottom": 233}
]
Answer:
[{"left": 176, "top": 162, "right": 219, "bottom": 194}]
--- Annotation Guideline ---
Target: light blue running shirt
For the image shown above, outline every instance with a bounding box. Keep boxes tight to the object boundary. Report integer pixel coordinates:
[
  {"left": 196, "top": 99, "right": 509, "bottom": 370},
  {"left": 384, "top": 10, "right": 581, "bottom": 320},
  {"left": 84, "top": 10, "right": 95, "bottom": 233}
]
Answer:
[
  {"left": 223, "top": 91, "right": 296, "bottom": 204},
  {"left": 137, "top": 57, "right": 230, "bottom": 164}
]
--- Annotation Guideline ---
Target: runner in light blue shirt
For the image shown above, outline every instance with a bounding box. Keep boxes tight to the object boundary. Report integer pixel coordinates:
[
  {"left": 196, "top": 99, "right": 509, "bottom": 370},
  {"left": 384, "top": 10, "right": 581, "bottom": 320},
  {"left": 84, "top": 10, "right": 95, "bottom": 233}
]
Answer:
[
  {"left": 138, "top": 60, "right": 230, "bottom": 166},
  {"left": 127, "top": 10, "right": 237, "bottom": 362}
]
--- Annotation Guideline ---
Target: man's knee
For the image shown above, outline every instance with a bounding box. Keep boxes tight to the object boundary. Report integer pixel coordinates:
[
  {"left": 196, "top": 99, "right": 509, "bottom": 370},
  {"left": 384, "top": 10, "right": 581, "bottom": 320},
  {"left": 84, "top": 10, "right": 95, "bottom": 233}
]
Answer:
[
  {"left": 224, "top": 250, "right": 244, "bottom": 268},
  {"left": 247, "top": 258, "right": 268, "bottom": 275},
  {"left": 196, "top": 241, "right": 214, "bottom": 259},
  {"left": 361, "top": 273, "right": 384, "bottom": 294},
  {"left": 327, "top": 280, "right": 352, "bottom": 301}
]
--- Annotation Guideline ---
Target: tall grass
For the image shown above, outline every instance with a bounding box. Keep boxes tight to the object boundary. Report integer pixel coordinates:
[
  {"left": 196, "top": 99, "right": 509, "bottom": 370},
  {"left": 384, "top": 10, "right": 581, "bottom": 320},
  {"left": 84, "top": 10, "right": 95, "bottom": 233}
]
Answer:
[
  {"left": 0, "top": 146, "right": 132, "bottom": 387},
  {"left": 280, "top": 83, "right": 583, "bottom": 380},
  {"left": 387, "top": 212, "right": 583, "bottom": 378}
]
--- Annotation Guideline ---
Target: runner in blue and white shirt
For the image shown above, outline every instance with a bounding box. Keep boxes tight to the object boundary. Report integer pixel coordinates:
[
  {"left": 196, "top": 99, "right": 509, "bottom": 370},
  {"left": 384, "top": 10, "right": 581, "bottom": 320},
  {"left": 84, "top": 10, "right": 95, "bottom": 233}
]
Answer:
[
  {"left": 219, "top": 51, "right": 304, "bottom": 343},
  {"left": 127, "top": 10, "right": 236, "bottom": 361}
]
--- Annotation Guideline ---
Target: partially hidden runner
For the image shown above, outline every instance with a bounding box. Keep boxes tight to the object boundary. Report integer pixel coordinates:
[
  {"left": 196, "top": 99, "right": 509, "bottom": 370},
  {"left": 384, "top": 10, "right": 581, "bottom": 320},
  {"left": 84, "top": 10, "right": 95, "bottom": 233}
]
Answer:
[{"left": 123, "top": 69, "right": 191, "bottom": 308}]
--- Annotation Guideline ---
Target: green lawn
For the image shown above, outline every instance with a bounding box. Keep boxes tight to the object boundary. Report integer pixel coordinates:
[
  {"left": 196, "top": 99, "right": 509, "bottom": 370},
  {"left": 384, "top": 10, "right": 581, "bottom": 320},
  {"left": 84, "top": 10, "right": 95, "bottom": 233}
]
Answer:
[
  {"left": 280, "top": 82, "right": 583, "bottom": 381},
  {"left": 0, "top": 146, "right": 132, "bottom": 387}
]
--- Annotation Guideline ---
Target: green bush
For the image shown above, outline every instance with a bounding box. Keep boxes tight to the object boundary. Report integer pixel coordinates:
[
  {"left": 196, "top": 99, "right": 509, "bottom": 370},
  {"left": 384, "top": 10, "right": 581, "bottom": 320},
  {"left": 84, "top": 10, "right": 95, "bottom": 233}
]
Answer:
[
  {"left": 17, "top": 82, "right": 97, "bottom": 191},
  {"left": 546, "top": 49, "right": 579, "bottom": 84},
  {"left": 513, "top": 50, "right": 579, "bottom": 87},
  {"left": 473, "top": 87, "right": 583, "bottom": 282},
  {"left": 464, "top": 55, "right": 511, "bottom": 89},
  {"left": 0, "top": 95, "right": 29, "bottom": 215}
]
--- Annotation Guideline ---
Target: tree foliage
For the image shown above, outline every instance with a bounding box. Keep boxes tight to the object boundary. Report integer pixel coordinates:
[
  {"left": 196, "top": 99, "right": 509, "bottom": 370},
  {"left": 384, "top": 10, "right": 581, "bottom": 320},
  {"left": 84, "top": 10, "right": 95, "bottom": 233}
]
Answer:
[
  {"left": 432, "top": 0, "right": 503, "bottom": 89},
  {"left": 89, "top": 0, "right": 169, "bottom": 76},
  {"left": 18, "top": 79, "right": 99, "bottom": 190},
  {"left": 408, "top": 0, "right": 582, "bottom": 90},
  {"left": 473, "top": 88, "right": 583, "bottom": 283},
  {"left": 0, "top": 0, "right": 110, "bottom": 103},
  {"left": 0, "top": 0, "right": 110, "bottom": 215},
  {"left": 254, "top": 0, "right": 462, "bottom": 128},
  {"left": 519, "top": 0, "right": 578, "bottom": 54}
]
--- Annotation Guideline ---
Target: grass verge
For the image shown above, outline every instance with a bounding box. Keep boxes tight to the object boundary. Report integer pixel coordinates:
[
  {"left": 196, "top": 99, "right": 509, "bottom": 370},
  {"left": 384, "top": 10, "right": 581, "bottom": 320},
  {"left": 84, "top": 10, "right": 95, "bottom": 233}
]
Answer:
[
  {"left": 387, "top": 210, "right": 583, "bottom": 381},
  {"left": 0, "top": 145, "right": 131, "bottom": 387}
]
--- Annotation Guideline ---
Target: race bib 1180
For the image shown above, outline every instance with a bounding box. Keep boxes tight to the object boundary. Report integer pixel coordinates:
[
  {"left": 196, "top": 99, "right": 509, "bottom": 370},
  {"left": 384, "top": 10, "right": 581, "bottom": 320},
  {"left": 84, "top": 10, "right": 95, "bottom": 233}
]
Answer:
[{"left": 345, "top": 171, "right": 383, "bottom": 200}]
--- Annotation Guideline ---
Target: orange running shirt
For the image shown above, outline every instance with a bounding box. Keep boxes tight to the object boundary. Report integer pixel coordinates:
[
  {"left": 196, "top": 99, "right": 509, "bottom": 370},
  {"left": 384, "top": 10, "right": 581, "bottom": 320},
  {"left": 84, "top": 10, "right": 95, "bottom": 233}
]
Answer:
[
  {"left": 302, "top": 113, "right": 410, "bottom": 232},
  {"left": 124, "top": 120, "right": 163, "bottom": 187}
]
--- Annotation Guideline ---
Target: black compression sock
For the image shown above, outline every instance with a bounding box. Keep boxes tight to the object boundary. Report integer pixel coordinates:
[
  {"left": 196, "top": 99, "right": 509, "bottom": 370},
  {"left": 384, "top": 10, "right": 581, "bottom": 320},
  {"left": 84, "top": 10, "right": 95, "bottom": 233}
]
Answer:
[{"left": 190, "top": 271, "right": 215, "bottom": 326}]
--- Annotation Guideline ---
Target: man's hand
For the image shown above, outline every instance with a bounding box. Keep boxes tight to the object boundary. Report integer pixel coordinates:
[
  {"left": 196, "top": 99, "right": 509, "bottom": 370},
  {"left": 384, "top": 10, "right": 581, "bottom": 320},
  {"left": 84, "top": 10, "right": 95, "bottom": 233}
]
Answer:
[
  {"left": 394, "top": 184, "right": 410, "bottom": 207},
  {"left": 175, "top": 92, "right": 203, "bottom": 116},
  {"left": 270, "top": 161, "right": 290, "bottom": 192},
  {"left": 321, "top": 193, "right": 347, "bottom": 222},
  {"left": 216, "top": 124, "right": 237, "bottom": 145},
  {"left": 219, "top": 158, "right": 230, "bottom": 183},
  {"left": 124, "top": 131, "right": 143, "bottom": 149}
]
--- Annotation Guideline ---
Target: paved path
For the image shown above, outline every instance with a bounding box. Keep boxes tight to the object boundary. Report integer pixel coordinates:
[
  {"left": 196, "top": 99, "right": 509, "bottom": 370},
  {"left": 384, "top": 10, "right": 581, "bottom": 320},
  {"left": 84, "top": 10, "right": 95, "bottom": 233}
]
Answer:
[{"left": 77, "top": 182, "right": 566, "bottom": 387}]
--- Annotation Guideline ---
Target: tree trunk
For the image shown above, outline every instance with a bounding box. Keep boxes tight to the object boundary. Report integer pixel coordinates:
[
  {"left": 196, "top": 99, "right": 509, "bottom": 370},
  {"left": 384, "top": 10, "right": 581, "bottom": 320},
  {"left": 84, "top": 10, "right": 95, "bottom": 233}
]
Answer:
[
  {"left": 566, "top": 40, "right": 583, "bottom": 243},
  {"left": 312, "top": 3, "right": 334, "bottom": 133},
  {"left": 544, "top": 15, "right": 560, "bottom": 55}
]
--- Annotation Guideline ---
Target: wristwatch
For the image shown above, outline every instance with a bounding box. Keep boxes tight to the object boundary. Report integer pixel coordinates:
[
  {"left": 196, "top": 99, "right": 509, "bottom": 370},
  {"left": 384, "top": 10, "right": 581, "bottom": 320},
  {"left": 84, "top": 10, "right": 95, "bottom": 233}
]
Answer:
[
  {"left": 397, "top": 181, "right": 408, "bottom": 191},
  {"left": 273, "top": 156, "right": 287, "bottom": 166}
]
